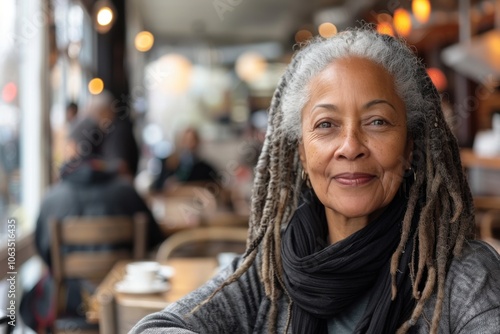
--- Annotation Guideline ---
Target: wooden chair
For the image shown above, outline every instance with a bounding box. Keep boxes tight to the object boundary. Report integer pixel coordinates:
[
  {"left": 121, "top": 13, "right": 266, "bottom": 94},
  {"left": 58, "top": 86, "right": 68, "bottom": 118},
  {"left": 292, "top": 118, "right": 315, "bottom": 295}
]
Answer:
[
  {"left": 155, "top": 226, "right": 249, "bottom": 261},
  {"left": 50, "top": 214, "right": 148, "bottom": 334}
]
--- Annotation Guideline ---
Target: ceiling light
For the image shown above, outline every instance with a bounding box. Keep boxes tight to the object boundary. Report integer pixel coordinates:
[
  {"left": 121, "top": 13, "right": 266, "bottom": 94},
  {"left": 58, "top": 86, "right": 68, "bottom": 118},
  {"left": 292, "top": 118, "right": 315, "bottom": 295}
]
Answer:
[
  {"left": 88, "top": 78, "right": 104, "bottom": 95},
  {"left": 93, "top": 0, "right": 116, "bottom": 34},
  {"left": 135, "top": 31, "right": 154, "bottom": 52}
]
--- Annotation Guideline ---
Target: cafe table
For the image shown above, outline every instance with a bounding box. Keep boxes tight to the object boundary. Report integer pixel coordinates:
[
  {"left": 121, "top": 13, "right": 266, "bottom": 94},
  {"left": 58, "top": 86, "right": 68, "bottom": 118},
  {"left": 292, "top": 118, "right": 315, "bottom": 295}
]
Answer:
[{"left": 87, "top": 257, "right": 218, "bottom": 334}]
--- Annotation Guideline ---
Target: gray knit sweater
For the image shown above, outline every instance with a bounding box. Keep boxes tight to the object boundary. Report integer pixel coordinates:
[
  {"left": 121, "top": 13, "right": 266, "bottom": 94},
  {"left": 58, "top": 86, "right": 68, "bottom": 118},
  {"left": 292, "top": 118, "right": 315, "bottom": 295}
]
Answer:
[{"left": 130, "top": 241, "right": 500, "bottom": 333}]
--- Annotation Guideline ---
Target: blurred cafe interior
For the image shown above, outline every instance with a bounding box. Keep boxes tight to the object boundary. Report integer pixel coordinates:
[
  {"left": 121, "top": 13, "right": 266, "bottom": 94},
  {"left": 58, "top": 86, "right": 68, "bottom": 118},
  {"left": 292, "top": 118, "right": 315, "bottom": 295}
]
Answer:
[{"left": 1, "top": 0, "right": 500, "bottom": 332}]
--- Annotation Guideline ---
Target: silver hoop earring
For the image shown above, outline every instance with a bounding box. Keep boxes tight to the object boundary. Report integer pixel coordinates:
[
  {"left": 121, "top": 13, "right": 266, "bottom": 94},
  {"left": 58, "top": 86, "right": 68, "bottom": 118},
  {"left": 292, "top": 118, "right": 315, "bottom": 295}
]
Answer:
[{"left": 301, "top": 169, "right": 307, "bottom": 181}]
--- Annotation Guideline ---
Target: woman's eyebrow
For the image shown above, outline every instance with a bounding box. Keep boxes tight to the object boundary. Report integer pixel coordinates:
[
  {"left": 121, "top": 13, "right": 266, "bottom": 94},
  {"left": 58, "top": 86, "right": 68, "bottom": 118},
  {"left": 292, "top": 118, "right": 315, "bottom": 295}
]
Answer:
[
  {"left": 311, "top": 103, "right": 338, "bottom": 113},
  {"left": 311, "top": 100, "right": 397, "bottom": 113},
  {"left": 364, "top": 99, "right": 396, "bottom": 112}
]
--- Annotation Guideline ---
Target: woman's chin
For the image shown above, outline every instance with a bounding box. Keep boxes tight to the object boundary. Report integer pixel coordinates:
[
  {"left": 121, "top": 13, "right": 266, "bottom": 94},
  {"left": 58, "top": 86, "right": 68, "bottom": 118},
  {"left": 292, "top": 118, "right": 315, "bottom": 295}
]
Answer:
[{"left": 323, "top": 197, "right": 387, "bottom": 222}]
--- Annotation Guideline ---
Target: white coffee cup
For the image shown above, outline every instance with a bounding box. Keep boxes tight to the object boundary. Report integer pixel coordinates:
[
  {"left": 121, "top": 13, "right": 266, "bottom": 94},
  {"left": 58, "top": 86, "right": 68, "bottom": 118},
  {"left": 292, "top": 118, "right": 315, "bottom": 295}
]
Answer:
[{"left": 125, "top": 261, "right": 160, "bottom": 287}]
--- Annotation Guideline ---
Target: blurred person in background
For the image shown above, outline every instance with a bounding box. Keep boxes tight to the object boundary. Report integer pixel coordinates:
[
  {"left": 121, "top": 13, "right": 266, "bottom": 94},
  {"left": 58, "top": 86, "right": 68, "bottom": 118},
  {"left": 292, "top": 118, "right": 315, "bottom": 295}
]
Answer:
[
  {"left": 30, "top": 117, "right": 164, "bottom": 328},
  {"left": 150, "top": 126, "right": 219, "bottom": 192},
  {"left": 65, "top": 101, "right": 79, "bottom": 124},
  {"left": 230, "top": 110, "right": 267, "bottom": 215},
  {"left": 85, "top": 90, "right": 140, "bottom": 179}
]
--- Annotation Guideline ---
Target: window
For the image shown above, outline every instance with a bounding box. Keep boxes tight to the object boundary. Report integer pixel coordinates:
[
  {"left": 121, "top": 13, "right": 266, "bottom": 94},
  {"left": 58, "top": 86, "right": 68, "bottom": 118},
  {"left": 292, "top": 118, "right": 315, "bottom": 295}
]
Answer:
[
  {"left": 0, "top": 0, "right": 50, "bottom": 244},
  {"left": 0, "top": 1, "right": 21, "bottom": 239}
]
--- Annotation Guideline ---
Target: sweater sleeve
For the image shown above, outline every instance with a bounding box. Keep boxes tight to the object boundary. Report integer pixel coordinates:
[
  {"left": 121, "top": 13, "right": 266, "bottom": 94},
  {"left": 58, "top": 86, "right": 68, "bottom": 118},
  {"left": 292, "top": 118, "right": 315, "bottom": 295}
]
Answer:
[
  {"left": 129, "top": 256, "right": 265, "bottom": 334},
  {"left": 450, "top": 241, "right": 500, "bottom": 333},
  {"left": 417, "top": 240, "right": 500, "bottom": 333}
]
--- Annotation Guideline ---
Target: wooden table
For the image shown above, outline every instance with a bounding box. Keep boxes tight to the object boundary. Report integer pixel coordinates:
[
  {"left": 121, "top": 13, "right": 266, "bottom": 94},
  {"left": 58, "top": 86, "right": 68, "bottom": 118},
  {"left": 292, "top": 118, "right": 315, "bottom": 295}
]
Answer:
[{"left": 88, "top": 257, "right": 218, "bottom": 334}]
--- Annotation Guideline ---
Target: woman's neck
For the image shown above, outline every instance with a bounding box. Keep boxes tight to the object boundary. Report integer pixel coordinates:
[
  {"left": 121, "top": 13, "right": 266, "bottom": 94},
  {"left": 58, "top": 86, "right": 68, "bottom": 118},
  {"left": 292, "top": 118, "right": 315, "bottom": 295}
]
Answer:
[{"left": 325, "top": 207, "right": 385, "bottom": 244}]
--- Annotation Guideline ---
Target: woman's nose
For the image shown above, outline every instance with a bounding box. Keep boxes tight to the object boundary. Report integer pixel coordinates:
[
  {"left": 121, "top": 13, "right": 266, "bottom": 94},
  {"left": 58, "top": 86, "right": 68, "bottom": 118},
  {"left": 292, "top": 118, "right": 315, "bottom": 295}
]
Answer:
[{"left": 334, "top": 126, "right": 368, "bottom": 161}]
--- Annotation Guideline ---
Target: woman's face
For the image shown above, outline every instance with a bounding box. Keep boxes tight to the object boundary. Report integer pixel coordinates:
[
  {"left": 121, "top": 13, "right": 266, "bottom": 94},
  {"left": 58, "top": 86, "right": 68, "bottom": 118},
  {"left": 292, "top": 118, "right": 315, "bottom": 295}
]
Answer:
[{"left": 299, "top": 57, "right": 412, "bottom": 224}]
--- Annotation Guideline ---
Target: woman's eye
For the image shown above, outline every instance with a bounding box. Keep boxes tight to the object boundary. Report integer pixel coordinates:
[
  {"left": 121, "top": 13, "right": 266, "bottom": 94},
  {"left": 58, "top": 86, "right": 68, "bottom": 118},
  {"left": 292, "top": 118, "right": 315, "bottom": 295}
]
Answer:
[
  {"left": 371, "top": 119, "right": 386, "bottom": 126},
  {"left": 317, "top": 121, "right": 332, "bottom": 128}
]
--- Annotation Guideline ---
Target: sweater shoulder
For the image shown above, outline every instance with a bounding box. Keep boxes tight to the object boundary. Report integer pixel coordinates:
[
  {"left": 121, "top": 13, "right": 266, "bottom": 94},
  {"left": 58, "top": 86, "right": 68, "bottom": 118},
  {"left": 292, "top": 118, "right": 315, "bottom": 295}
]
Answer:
[{"left": 448, "top": 240, "right": 500, "bottom": 279}]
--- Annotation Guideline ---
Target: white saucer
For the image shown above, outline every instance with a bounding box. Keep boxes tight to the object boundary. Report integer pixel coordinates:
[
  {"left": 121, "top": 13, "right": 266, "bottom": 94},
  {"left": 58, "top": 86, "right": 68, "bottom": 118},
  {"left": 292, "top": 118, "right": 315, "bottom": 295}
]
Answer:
[{"left": 115, "top": 279, "right": 170, "bottom": 294}]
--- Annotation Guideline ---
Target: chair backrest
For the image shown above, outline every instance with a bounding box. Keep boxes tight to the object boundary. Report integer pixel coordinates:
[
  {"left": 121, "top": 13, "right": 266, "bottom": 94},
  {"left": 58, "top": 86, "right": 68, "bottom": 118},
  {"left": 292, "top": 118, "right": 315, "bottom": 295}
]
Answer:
[
  {"left": 155, "top": 226, "right": 248, "bottom": 261},
  {"left": 50, "top": 214, "right": 148, "bottom": 283},
  {"left": 50, "top": 214, "right": 148, "bottom": 291}
]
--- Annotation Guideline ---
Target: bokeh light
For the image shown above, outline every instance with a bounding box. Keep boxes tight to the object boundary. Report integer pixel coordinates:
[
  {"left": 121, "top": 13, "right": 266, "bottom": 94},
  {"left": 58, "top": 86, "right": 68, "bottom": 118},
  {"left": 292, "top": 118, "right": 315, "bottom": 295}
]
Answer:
[
  {"left": 295, "top": 29, "right": 313, "bottom": 43},
  {"left": 96, "top": 6, "right": 113, "bottom": 26},
  {"left": 2, "top": 82, "right": 17, "bottom": 103},
  {"left": 88, "top": 78, "right": 104, "bottom": 95},
  {"left": 412, "top": 0, "right": 431, "bottom": 24},
  {"left": 135, "top": 31, "right": 154, "bottom": 52},
  {"left": 377, "top": 22, "right": 395, "bottom": 36},
  {"left": 426, "top": 67, "right": 448, "bottom": 92},
  {"left": 318, "top": 23, "right": 338, "bottom": 38},
  {"left": 235, "top": 52, "right": 267, "bottom": 83},
  {"left": 394, "top": 8, "right": 412, "bottom": 37},
  {"left": 156, "top": 54, "right": 193, "bottom": 94}
]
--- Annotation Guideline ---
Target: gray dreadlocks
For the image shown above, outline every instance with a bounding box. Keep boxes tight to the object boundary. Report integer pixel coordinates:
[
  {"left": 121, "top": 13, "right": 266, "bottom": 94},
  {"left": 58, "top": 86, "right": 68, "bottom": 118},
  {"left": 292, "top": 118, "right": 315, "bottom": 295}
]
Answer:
[{"left": 198, "top": 26, "right": 475, "bottom": 334}]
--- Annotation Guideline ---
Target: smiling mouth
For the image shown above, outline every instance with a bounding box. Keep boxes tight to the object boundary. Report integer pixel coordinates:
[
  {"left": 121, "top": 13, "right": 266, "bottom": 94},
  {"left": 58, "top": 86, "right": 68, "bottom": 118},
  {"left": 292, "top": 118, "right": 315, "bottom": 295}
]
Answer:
[{"left": 333, "top": 173, "right": 376, "bottom": 186}]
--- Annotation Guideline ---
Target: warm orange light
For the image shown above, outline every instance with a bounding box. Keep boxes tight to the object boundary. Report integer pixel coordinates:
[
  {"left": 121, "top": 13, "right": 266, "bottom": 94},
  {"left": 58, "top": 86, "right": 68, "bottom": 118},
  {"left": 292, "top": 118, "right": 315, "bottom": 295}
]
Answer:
[
  {"left": 88, "top": 78, "right": 104, "bottom": 95},
  {"left": 135, "top": 31, "right": 154, "bottom": 52},
  {"left": 235, "top": 52, "right": 267, "bottom": 83},
  {"left": 318, "top": 23, "right": 338, "bottom": 38},
  {"left": 2, "top": 82, "right": 17, "bottom": 103},
  {"left": 412, "top": 0, "right": 431, "bottom": 23},
  {"left": 295, "top": 29, "right": 313, "bottom": 43},
  {"left": 377, "top": 22, "right": 395, "bottom": 36},
  {"left": 394, "top": 8, "right": 412, "bottom": 37},
  {"left": 426, "top": 67, "right": 448, "bottom": 92}
]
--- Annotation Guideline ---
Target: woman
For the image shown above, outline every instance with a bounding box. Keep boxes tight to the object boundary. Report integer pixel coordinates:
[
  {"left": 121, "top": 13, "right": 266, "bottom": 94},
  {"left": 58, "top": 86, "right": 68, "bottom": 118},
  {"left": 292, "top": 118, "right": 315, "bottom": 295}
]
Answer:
[{"left": 132, "top": 27, "right": 500, "bottom": 333}]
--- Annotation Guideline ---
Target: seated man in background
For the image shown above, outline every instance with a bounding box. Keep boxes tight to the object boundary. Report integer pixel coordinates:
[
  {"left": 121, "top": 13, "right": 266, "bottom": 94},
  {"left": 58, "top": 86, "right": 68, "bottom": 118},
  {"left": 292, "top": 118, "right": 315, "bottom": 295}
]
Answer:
[
  {"left": 34, "top": 117, "right": 164, "bottom": 319},
  {"left": 150, "top": 126, "right": 219, "bottom": 192}
]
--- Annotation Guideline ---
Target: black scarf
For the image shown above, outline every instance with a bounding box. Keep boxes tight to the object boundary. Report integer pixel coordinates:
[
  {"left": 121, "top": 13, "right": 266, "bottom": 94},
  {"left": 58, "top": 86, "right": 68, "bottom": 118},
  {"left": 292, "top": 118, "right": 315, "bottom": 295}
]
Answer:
[{"left": 281, "top": 190, "right": 416, "bottom": 333}]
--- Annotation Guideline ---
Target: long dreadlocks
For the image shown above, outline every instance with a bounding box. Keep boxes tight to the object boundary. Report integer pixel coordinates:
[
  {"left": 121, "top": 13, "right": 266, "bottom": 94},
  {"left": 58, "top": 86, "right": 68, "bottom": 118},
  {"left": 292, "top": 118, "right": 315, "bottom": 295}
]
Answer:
[{"left": 198, "top": 26, "right": 475, "bottom": 334}]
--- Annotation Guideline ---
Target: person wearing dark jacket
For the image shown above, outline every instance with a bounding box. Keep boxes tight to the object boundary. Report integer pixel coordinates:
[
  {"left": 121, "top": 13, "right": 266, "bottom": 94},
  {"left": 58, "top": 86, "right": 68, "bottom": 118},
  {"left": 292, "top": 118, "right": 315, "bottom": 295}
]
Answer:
[
  {"left": 33, "top": 117, "right": 163, "bottom": 319},
  {"left": 84, "top": 90, "right": 140, "bottom": 179},
  {"left": 150, "top": 126, "right": 219, "bottom": 191}
]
